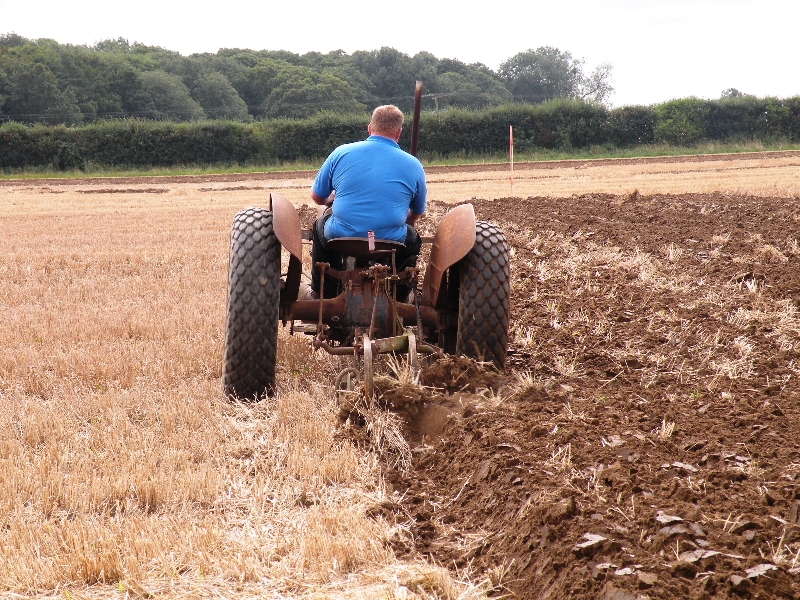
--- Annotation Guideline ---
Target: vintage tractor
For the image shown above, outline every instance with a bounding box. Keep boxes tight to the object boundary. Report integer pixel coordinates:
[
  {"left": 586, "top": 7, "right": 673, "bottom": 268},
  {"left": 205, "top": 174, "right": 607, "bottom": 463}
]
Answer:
[
  {"left": 222, "top": 197, "right": 510, "bottom": 399},
  {"left": 222, "top": 83, "right": 510, "bottom": 400}
]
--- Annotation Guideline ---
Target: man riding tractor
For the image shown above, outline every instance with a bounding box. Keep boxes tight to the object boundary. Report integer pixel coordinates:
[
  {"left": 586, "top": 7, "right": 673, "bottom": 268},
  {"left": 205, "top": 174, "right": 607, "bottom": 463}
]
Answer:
[
  {"left": 222, "top": 96, "right": 510, "bottom": 400},
  {"left": 304, "top": 104, "right": 426, "bottom": 304}
]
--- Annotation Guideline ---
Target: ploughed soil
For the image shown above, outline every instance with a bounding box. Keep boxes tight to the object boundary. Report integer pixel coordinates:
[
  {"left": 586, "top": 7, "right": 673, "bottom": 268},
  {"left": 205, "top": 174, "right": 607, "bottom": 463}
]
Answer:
[{"left": 349, "top": 192, "right": 800, "bottom": 599}]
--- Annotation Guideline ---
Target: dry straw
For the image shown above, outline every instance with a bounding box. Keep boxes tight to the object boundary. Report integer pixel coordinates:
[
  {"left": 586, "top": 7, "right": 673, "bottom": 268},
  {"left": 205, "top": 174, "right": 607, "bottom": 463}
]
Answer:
[{"left": 0, "top": 191, "right": 482, "bottom": 598}]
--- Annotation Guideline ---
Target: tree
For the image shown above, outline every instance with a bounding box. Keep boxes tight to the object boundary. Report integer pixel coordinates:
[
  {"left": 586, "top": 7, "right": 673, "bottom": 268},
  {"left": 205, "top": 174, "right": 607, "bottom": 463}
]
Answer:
[
  {"left": 579, "top": 62, "right": 614, "bottom": 104},
  {"left": 426, "top": 58, "right": 511, "bottom": 110},
  {"left": 322, "top": 64, "right": 373, "bottom": 104},
  {"left": 0, "top": 37, "right": 621, "bottom": 125},
  {"left": 349, "top": 47, "right": 417, "bottom": 109},
  {"left": 284, "top": 50, "right": 376, "bottom": 105},
  {"left": 193, "top": 53, "right": 250, "bottom": 102},
  {"left": 138, "top": 70, "right": 205, "bottom": 121},
  {"left": 236, "top": 59, "right": 364, "bottom": 119},
  {"left": 263, "top": 68, "right": 364, "bottom": 119},
  {"left": 499, "top": 47, "right": 613, "bottom": 104},
  {"left": 106, "top": 62, "right": 151, "bottom": 116},
  {"left": 437, "top": 58, "right": 469, "bottom": 77},
  {"left": 191, "top": 71, "right": 250, "bottom": 121},
  {"left": 93, "top": 37, "right": 133, "bottom": 54},
  {"left": 3, "top": 61, "right": 82, "bottom": 124},
  {"left": 215, "top": 48, "right": 263, "bottom": 68},
  {"left": 0, "top": 33, "right": 26, "bottom": 50},
  {"left": 0, "top": 67, "right": 8, "bottom": 114},
  {"left": 457, "top": 64, "right": 512, "bottom": 108},
  {"left": 720, "top": 88, "right": 749, "bottom": 100},
  {"left": 238, "top": 59, "right": 286, "bottom": 118},
  {"left": 0, "top": 35, "right": 83, "bottom": 124},
  {"left": 411, "top": 51, "right": 440, "bottom": 88},
  {"left": 500, "top": 47, "right": 578, "bottom": 102},
  {"left": 436, "top": 71, "right": 510, "bottom": 110}
]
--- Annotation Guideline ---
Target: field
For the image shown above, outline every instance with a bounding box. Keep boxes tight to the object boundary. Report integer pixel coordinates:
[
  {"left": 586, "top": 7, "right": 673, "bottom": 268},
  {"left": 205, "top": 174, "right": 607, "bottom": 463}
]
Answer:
[{"left": 2, "top": 150, "right": 800, "bottom": 598}]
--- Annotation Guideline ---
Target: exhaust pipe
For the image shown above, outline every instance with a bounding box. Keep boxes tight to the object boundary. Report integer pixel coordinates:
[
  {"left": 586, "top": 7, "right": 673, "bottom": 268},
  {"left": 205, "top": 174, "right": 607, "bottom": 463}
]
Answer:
[{"left": 410, "top": 80, "right": 423, "bottom": 157}]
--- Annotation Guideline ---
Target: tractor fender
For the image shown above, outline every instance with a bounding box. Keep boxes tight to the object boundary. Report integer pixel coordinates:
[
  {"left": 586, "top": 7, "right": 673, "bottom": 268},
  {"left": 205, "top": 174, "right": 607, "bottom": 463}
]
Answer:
[
  {"left": 269, "top": 193, "right": 302, "bottom": 261},
  {"left": 421, "top": 203, "right": 476, "bottom": 307},
  {"left": 269, "top": 193, "right": 303, "bottom": 303}
]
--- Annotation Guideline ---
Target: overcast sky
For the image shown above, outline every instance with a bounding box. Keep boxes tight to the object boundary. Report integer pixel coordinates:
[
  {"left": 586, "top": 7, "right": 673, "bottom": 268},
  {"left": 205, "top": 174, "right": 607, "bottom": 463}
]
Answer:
[{"left": 1, "top": 0, "right": 797, "bottom": 107}]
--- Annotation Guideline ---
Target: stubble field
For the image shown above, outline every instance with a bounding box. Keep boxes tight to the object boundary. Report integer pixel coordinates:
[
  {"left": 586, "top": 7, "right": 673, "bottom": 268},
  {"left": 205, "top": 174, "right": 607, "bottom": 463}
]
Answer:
[{"left": 2, "top": 150, "right": 800, "bottom": 598}]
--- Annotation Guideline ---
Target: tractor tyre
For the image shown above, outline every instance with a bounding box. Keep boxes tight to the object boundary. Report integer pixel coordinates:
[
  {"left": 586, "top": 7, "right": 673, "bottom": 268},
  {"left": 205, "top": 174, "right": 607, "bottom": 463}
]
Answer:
[
  {"left": 455, "top": 221, "right": 510, "bottom": 369},
  {"left": 223, "top": 207, "right": 281, "bottom": 400}
]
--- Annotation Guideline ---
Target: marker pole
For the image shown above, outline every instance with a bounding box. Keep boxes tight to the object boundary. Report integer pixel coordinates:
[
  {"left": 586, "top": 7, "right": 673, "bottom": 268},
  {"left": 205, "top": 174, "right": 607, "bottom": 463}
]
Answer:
[{"left": 510, "top": 125, "right": 514, "bottom": 194}]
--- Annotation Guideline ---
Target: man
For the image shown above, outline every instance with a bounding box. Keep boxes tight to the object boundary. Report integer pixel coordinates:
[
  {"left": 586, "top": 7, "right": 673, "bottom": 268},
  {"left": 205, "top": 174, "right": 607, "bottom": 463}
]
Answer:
[{"left": 306, "top": 104, "right": 427, "bottom": 299}]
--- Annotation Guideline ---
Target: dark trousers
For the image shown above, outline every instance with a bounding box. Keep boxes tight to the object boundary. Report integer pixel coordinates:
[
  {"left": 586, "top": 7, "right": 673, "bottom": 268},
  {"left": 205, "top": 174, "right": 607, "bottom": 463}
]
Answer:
[{"left": 311, "top": 213, "right": 422, "bottom": 299}]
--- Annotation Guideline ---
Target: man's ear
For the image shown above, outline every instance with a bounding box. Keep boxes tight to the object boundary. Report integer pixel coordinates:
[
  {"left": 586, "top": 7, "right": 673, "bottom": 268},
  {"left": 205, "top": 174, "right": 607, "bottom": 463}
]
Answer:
[
  {"left": 394, "top": 127, "right": 402, "bottom": 142},
  {"left": 367, "top": 124, "right": 373, "bottom": 135}
]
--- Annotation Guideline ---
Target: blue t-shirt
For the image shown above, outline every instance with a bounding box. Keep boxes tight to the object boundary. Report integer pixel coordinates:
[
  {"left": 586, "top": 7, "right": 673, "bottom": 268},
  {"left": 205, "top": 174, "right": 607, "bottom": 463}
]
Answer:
[{"left": 312, "top": 135, "right": 427, "bottom": 243}]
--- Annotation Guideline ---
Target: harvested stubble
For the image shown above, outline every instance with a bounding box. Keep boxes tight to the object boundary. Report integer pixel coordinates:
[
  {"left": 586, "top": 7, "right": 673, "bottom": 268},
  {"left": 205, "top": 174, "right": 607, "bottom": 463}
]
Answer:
[
  {"left": 3, "top": 151, "right": 799, "bottom": 213},
  {"left": 424, "top": 152, "right": 800, "bottom": 201},
  {"left": 8, "top": 153, "right": 798, "bottom": 598},
  {"left": 0, "top": 193, "right": 480, "bottom": 598}
]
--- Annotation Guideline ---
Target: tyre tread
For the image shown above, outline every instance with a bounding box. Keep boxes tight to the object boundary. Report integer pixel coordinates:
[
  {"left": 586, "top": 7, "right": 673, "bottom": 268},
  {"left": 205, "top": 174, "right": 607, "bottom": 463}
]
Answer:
[
  {"left": 222, "top": 207, "right": 280, "bottom": 399},
  {"left": 456, "top": 221, "right": 510, "bottom": 368}
]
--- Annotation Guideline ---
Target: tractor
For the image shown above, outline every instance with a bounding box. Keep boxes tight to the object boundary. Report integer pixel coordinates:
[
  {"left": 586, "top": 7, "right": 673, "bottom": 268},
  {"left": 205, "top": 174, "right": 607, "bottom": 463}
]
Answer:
[{"left": 222, "top": 84, "right": 510, "bottom": 400}]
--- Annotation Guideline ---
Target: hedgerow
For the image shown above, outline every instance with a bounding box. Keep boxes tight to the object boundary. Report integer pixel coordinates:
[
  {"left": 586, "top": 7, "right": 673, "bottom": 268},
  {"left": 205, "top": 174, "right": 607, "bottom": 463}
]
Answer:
[{"left": 2, "top": 96, "right": 799, "bottom": 171}]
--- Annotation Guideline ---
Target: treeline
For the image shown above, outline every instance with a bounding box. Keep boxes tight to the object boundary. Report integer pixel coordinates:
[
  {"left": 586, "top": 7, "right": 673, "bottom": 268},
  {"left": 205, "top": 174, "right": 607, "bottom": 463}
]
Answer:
[
  {"left": 0, "top": 34, "right": 613, "bottom": 124},
  {"left": 2, "top": 96, "right": 799, "bottom": 171}
]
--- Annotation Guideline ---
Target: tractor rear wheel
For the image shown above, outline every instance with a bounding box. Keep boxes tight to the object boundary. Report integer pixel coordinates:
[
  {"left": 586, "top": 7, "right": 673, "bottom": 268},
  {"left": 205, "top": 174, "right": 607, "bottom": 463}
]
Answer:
[
  {"left": 223, "top": 207, "right": 281, "bottom": 399},
  {"left": 455, "top": 221, "right": 510, "bottom": 369}
]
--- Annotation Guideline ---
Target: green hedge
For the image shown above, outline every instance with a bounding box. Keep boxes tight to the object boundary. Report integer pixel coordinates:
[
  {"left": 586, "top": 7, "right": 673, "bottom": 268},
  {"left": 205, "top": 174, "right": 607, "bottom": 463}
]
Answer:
[
  {"left": 418, "top": 101, "right": 612, "bottom": 154},
  {"left": 2, "top": 96, "right": 800, "bottom": 171},
  {"left": 76, "top": 121, "right": 266, "bottom": 166},
  {"left": 264, "top": 113, "right": 368, "bottom": 161},
  {"left": 0, "top": 120, "right": 268, "bottom": 170}
]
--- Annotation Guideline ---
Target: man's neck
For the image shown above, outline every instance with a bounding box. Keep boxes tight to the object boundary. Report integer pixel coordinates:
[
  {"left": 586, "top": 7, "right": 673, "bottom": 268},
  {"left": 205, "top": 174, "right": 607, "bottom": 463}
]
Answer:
[{"left": 367, "top": 125, "right": 402, "bottom": 142}]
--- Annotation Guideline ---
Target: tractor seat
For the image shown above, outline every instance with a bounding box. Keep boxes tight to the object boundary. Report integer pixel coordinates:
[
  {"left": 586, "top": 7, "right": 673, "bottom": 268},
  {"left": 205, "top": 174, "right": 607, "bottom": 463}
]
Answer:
[{"left": 326, "top": 237, "right": 404, "bottom": 260}]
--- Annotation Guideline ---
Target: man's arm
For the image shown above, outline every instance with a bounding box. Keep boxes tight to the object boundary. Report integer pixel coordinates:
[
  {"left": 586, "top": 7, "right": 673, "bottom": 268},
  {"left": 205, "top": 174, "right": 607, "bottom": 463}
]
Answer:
[
  {"left": 311, "top": 150, "right": 337, "bottom": 206},
  {"left": 311, "top": 190, "right": 335, "bottom": 207},
  {"left": 406, "top": 209, "right": 422, "bottom": 226},
  {"left": 406, "top": 165, "right": 427, "bottom": 226}
]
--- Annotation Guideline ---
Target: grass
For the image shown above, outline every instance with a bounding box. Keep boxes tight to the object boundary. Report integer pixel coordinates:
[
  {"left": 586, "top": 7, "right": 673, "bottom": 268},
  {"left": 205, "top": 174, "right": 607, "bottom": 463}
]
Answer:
[
  {"left": 0, "top": 160, "right": 323, "bottom": 181},
  {"left": 420, "top": 138, "right": 800, "bottom": 167},
  {"left": 2, "top": 138, "right": 799, "bottom": 180}
]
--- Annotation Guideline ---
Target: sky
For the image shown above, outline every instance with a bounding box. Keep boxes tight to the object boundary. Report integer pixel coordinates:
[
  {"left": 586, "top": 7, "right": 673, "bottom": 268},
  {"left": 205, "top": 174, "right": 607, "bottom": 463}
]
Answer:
[{"left": 1, "top": 0, "right": 797, "bottom": 107}]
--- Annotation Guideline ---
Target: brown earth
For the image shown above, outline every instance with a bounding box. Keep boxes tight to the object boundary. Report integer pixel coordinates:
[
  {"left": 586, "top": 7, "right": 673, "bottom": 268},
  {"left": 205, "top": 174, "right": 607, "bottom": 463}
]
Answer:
[{"left": 353, "top": 192, "right": 800, "bottom": 599}]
